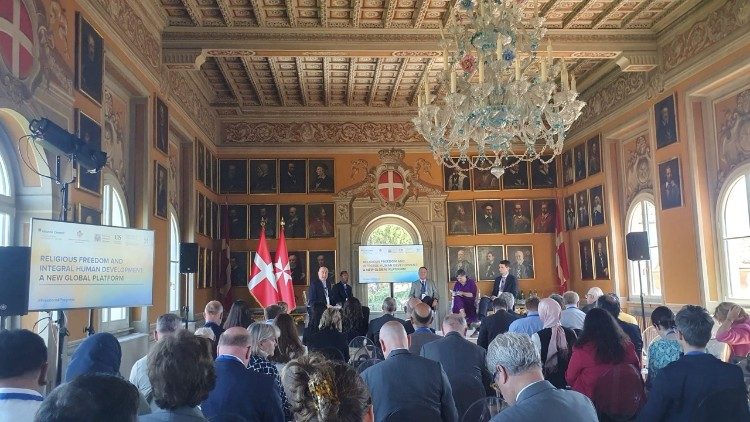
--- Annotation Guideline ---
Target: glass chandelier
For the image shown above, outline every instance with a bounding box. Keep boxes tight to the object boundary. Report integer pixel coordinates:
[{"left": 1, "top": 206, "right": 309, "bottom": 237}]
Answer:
[{"left": 412, "top": 0, "right": 585, "bottom": 178}]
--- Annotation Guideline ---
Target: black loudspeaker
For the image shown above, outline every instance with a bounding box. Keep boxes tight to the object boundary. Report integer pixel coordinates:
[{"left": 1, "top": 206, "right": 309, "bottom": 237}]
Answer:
[
  {"left": 626, "top": 232, "right": 650, "bottom": 261},
  {"left": 180, "top": 242, "right": 198, "bottom": 274},
  {"left": 0, "top": 246, "right": 31, "bottom": 317}
]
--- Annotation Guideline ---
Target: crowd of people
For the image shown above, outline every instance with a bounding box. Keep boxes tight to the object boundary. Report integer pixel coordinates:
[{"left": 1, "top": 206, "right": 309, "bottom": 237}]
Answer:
[{"left": 1, "top": 271, "right": 749, "bottom": 421}]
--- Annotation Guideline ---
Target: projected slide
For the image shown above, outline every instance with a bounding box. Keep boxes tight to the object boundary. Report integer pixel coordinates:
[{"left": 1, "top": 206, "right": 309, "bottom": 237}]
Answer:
[
  {"left": 28, "top": 219, "right": 155, "bottom": 311},
  {"left": 359, "top": 244, "right": 423, "bottom": 283}
]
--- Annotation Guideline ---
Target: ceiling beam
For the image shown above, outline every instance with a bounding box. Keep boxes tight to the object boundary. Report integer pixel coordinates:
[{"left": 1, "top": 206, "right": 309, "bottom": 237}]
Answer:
[
  {"left": 319, "top": 0, "right": 328, "bottom": 27},
  {"left": 267, "top": 58, "right": 288, "bottom": 106},
  {"left": 286, "top": 0, "right": 297, "bottom": 26},
  {"left": 539, "top": 0, "right": 556, "bottom": 19},
  {"left": 347, "top": 57, "right": 357, "bottom": 106},
  {"left": 295, "top": 57, "right": 309, "bottom": 106},
  {"left": 411, "top": 58, "right": 433, "bottom": 106},
  {"left": 250, "top": 0, "right": 266, "bottom": 26},
  {"left": 368, "top": 58, "right": 384, "bottom": 106},
  {"left": 383, "top": 0, "right": 397, "bottom": 28},
  {"left": 180, "top": 0, "right": 203, "bottom": 26},
  {"left": 215, "top": 0, "right": 234, "bottom": 26},
  {"left": 388, "top": 58, "right": 408, "bottom": 107},
  {"left": 592, "top": 0, "right": 625, "bottom": 29},
  {"left": 241, "top": 57, "right": 267, "bottom": 106},
  {"left": 216, "top": 58, "right": 244, "bottom": 107},
  {"left": 412, "top": 0, "right": 431, "bottom": 28},
  {"left": 442, "top": 0, "right": 458, "bottom": 27},
  {"left": 621, "top": 0, "right": 656, "bottom": 28},
  {"left": 351, "top": 0, "right": 362, "bottom": 27},
  {"left": 323, "top": 57, "right": 331, "bottom": 106},
  {"left": 562, "top": 0, "right": 593, "bottom": 29}
]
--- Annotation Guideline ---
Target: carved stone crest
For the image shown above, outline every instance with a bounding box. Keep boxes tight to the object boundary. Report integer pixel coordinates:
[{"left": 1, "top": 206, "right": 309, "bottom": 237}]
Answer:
[{"left": 625, "top": 134, "right": 654, "bottom": 205}]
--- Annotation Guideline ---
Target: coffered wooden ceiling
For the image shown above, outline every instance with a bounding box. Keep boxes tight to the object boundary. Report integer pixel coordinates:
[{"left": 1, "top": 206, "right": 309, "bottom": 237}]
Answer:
[{"left": 157, "top": 0, "right": 700, "bottom": 121}]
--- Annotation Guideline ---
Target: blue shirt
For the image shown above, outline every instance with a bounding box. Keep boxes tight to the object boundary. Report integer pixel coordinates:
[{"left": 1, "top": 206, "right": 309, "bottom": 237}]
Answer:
[{"left": 508, "top": 312, "right": 543, "bottom": 336}]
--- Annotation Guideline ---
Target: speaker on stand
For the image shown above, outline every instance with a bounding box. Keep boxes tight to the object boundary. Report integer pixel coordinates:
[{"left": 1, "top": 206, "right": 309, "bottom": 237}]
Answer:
[
  {"left": 0, "top": 247, "right": 31, "bottom": 328},
  {"left": 179, "top": 243, "right": 198, "bottom": 329},
  {"left": 626, "top": 232, "right": 651, "bottom": 331}
]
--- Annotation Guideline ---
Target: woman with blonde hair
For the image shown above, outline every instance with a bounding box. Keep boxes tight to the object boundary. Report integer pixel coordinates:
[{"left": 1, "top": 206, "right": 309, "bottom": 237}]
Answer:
[
  {"left": 247, "top": 322, "right": 291, "bottom": 419},
  {"left": 715, "top": 301, "right": 750, "bottom": 360},
  {"left": 305, "top": 308, "right": 350, "bottom": 361}
]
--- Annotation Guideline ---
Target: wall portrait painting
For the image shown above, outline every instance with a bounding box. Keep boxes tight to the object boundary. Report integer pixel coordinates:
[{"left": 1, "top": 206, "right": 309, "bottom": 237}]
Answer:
[
  {"left": 576, "top": 191, "right": 590, "bottom": 228},
  {"left": 280, "top": 204, "right": 306, "bottom": 238},
  {"left": 226, "top": 204, "right": 248, "bottom": 240},
  {"left": 444, "top": 161, "right": 471, "bottom": 191},
  {"left": 579, "top": 240, "right": 594, "bottom": 280},
  {"left": 154, "top": 162, "right": 168, "bottom": 220},
  {"left": 562, "top": 151, "right": 574, "bottom": 186},
  {"left": 590, "top": 185, "right": 605, "bottom": 226},
  {"left": 658, "top": 157, "right": 683, "bottom": 210},
  {"left": 219, "top": 159, "right": 248, "bottom": 194},
  {"left": 198, "top": 247, "right": 207, "bottom": 289},
  {"left": 196, "top": 142, "right": 205, "bottom": 184},
  {"left": 503, "top": 199, "right": 532, "bottom": 234},
  {"left": 249, "top": 204, "right": 277, "bottom": 239},
  {"left": 502, "top": 161, "right": 529, "bottom": 189},
  {"left": 446, "top": 201, "right": 474, "bottom": 236},
  {"left": 477, "top": 245, "right": 504, "bottom": 281},
  {"left": 279, "top": 159, "right": 307, "bottom": 193},
  {"left": 655, "top": 94, "right": 679, "bottom": 149},
  {"left": 288, "top": 251, "right": 308, "bottom": 285},
  {"left": 472, "top": 157, "right": 500, "bottom": 190},
  {"left": 309, "top": 250, "right": 336, "bottom": 285},
  {"left": 532, "top": 199, "right": 556, "bottom": 233},
  {"left": 593, "top": 237, "right": 610, "bottom": 280},
  {"left": 249, "top": 159, "right": 277, "bottom": 194},
  {"left": 506, "top": 245, "right": 535, "bottom": 279},
  {"left": 196, "top": 193, "right": 205, "bottom": 235},
  {"left": 76, "top": 110, "right": 102, "bottom": 195},
  {"left": 77, "top": 204, "right": 102, "bottom": 225},
  {"left": 230, "top": 251, "right": 248, "bottom": 287},
  {"left": 309, "top": 159, "right": 335, "bottom": 193},
  {"left": 587, "top": 135, "right": 602, "bottom": 176},
  {"left": 475, "top": 200, "right": 503, "bottom": 235},
  {"left": 564, "top": 195, "right": 576, "bottom": 231},
  {"left": 447, "top": 246, "right": 476, "bottom": 281},
  {"left": 531, "top": 157, "right": 557, "bottom": 189},
  {"left": 308, "top": 203, "right": 335, "bottom": 238},
  {"left": 574, "top": 143, "right": 587, "bottom": 182},
  {"left": 155, "top": 97, "right": 169, "bottom": 155},
  {"left": 76, "top": 13, "right": 103, "bottom": 104}
]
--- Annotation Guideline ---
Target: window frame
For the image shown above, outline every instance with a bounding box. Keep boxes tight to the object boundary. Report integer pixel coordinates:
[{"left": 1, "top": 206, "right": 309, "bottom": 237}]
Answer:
[
  {"left": 168, "top": 208, "right": 181, "bottom": 313},
  {"left": 99, "top": 177, "right": 131, "bottom": 332},
  {"left": 0, "top": 134, "right": 14, "bottom": 246},
  {"left": 717, "top": 164, "right": 750, "bottom": 305},
  {"left": 626, "top": 193, "right": 663, "bottom": 302}
]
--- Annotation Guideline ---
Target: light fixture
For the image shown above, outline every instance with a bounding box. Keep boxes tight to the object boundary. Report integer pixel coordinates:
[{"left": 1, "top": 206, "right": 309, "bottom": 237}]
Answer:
[{"left": 412, "top": 0, "right": 585, "bottom": 177}]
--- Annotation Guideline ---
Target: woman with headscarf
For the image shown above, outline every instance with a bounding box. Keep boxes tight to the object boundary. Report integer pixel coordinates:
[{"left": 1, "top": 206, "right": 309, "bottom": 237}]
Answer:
[{"left": 531, "top": 298, "right": 578, "bottom": 388}]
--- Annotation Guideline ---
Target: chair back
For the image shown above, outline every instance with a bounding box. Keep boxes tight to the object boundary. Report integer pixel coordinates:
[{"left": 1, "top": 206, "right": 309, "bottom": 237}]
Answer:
[
  {"left": 314, "top": 346, "right": 345, "bottom": 362},
  {"left": 591, "top": 363, "right": 645, "bottom": 421},
  {"left": 692, "top": 387, "right": 749, "bottom": 422},
  {"left": 349, "top": 336, "right": 378, "bottom": 366},
  {"left": 461, "top": 397, "right": 508, "bottom": 422}
]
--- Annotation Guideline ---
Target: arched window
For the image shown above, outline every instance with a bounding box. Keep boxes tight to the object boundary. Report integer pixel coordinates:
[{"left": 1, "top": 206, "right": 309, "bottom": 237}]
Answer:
[
  {"left": 626, "top": 196, "right": 661, "bottom": 299},
  {"left": 719, "top": 172, "right": 750, "bottom": 301},
  {"left": 168, "top": 210, "right": 180, "bottom": 313},
  {"left": 0, "top": 147, "right": 12, "bottom": 246},
  {"left": 101, "top": 180, "right": 130, "bottom": 330}
]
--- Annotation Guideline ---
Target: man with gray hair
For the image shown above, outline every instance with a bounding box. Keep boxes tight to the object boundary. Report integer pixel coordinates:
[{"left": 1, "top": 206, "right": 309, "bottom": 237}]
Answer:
[
  {"left": 486, "top": 333, "right": 597, "bottom": 421},
  {"left": 129, "top": 313, "right": 182, "bottom": 402},
  {"left": 581, "top": 287, "right": 603, "bottom": 313},
  {"left": 422, "top": 314, "right": 492, "bottom": 419},
  {"left": 560, "top": 291, "right": 585, "bottom": 331},
  {"left": 478, "top": 295, "right": 519, "bottom": 349},
  {"left": 366, "top": 297, "right": 414, "bottom": 346},
  {"left": 499, "top": 292, "right": 516, "bottom": 315}
]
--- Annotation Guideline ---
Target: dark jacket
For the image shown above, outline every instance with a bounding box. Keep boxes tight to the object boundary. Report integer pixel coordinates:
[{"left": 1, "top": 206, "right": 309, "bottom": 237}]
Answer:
[
  {"left": 330, "top": 282, "right": 353, "bottom": 307},
  {"left": 366, "top": 314, "right": 415, "bottom": 345},
  {"left": 306, "top": 278, "right": 332, "bottom": 307},
  {"left": 201, "top": 356, "right": 284, "bottom": 422},
  {"left": 361, "top": 349, "right": 458, "bottom": 422},
  {"left": 477, "top": 309, "right": 519, "bottom": 349},
  {"left": 537, "top": 327, "right": 578, "bottom": 389},
  {"left": 491, "top": 273, "right": 519, "bottom": 298},
  {"left": 489, "top": 380, "right": 597, "bottom": 421},
  {"left": 618, "top": 319, "right": 644, "bottom": 358},
  {"left": 636, "top": 353, "right": 749, "bottom": 422},
  {"left": 408, "top": 328, "right": 443, "bottom": 354},
  {"left": 305, "top": 327, "right": 350, "bottom": 361}
]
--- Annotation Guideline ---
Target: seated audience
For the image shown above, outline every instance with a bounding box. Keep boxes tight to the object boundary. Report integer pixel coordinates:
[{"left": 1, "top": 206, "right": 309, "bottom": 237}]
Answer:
[
  {"left": 223, "top": 300, "right": 254, "bottom": 330},
  {"left": 303, "top": 302, "right": 327, "bottom": 345},
  {"left": 366, "top": 297, "right": 414, "bottom": 346},
  {"left": 201, "top": 327, "right": 284, "bottom": 421},
  {"left": 271, "top": 313, "right": 306, "bottom": 365},
  {"left": 277, "top": 301, "right": 289, "bottom": 314},
  {"left": 565, "top": 308, "right": 640, "bottom": 399},
  {"left": 129, "top": 313, "right": 182, "bottom": 403},
  {"left": 408, "top": 302, "right": 442, "bottom": 354},
  {"left": 531, "top": 298, "right": 577, "bottom": 389},
  {"left": 637, "top": 305, "right": 749, "bottom": 421},
  {"left": 618, "top": 309, "right": 639, "bottom": 325},
  {"left": 597, "top": 293, "right": 644, "bottom": 358},
  {"left": 65, "top": 332, "right": 122, "bottom": 381},
  {"left": 500, "top": 292, "right": 517, "bottom": 316},
  {"left": 193, "top": 327, "right": 215, "bottom": 342},
  {"left": 477, "top": 295, "right": 519, "bottom": 349},
  {"left": 361, "top": 321, "right": 458, "bottom": 421},
  {"left": 35, "top": 373, "right": 140, "bottom": 422},
  {"left": 265, "top": 304, "right": 283, "bottom": 324},
  {"left": 247, "top": 322, "right": 291, "bottom": 419},
  {"left": 282, "top": 354, "right": 373, "bottom": 422},
  {"left": 203, "top": 300, "right": 225, "bottom": 341},
  {"left": 646, "top": 306, "right": 681, "bottom": 389},
  {"left": 421, "top": 314, "right": 492, "bottom": 420},
  {"left": 548, "top": 293, "right": 565, "bottom": 309},
  {"left": 581, "top": 287, "right": 603, "bottom": 313},
  {"left": 451, "top": 269, "right": 478, "bottom": 324},
  {"left": 0, "top": 329, "right": 47, "bottom": 421},
  {"left": 342, "top": 297, "right": 369, "bottom": 342},
  {"left": 306, "top": 308, "right": 350, "bottom": 362},
  {"left": 508, "top": 297, "right": 543, "bottom": 336},
  {"left": 560, "top": 291, "right": 586, "bottom": 331},
  {"left": 141, "top": 330, "right": 216, "bottom": 421},
  {"left": 486, "top": 333, "right": 597, "bottom": 421},
  {"left": 714, "top": 301, "right": 750, "bottom": 360}
]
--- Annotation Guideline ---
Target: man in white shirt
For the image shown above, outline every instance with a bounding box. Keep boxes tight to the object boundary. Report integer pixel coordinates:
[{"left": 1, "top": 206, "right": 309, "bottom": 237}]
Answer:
[
  {"left": 560, "top": 291, "right": 586, "bottom": 331},
  {"left": 129, "top": 313, "right": 182, "bottom": 403},
  {"left": 0, "top": 329, "right": 48, "bottom": 422}
]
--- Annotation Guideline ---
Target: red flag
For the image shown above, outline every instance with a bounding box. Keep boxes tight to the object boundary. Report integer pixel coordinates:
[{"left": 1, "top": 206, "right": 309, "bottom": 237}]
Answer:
[
  {"left": 248, "top": 225, "right": 279, "bottom": 307},
  {"left": 274, "top": 224, "right": 297, "bottom": 309},
  {"left": 555, "top": 198, "right": 571, "bottom": 294},
  {"left": 217, "top": 204, "right": 233, "bottom": 310}
]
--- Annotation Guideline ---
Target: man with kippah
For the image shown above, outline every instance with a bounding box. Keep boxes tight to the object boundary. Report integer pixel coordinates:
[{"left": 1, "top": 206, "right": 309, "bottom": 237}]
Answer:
[{"left": 0, "top": 329, "right": 48, "bottom": 421}]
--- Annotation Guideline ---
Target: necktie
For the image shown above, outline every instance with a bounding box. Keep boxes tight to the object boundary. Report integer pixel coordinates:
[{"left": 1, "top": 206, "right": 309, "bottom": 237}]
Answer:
[
  {"left": 500, "top": 276, "right": 506, "bottom": 291},
  {"left": 420, "top": 281, "right": 426, "bottom": 296},
  {"left": 343, "top": 285, "right": 349, "bottom": 299}
]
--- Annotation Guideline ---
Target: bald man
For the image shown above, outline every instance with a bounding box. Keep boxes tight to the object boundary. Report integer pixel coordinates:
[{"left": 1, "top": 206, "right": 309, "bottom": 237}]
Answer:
[
  {"left": 202, "top": 327, "right": 284, "bottom": 421},
  {"left": 408, "top": 302, "right": 441, "bottom": 354},
  {"left": 421, "top": 315, "right": 493, "bottom": 419},
  {"left": 361, "top": 321, "right": 458, "bottom": 421}
]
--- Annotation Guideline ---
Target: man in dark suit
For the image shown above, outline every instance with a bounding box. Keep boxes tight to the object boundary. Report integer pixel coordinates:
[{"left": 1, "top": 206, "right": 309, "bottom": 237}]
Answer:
[
  {"left": 478, "top": 260, "right": 519, "bottom": 320},
  {"left": 366, "top": 297, "right": 414, "bottom": 346},
  {"left": 201, "top": 327, "right": 285, "bottom": 421},
  {"left": 361, "top": 321, "right": 458, "bottom": 422},
  {"left": 306, "top": 266, "right": 332, "bottom": 317},
  {"left": 637, "top": 305, "right": 749, "bottom": 422},
  {"left": 478, "top": 296, "right": 519, "bottom": 349},
  {"left": 408, "top": 302, "right": 441, "bottom": 354},
  {"left": 476, "top": 202, "right": 501, "bottom": 234},
  {"left": 329, "top": 270, "right": 353, "bottom": 307},
  {"left": 597, "top": 294, "right": 643, "bottom": 358},
  {"left": 421, "top": 314, "right": 493, "bottom": 420}
]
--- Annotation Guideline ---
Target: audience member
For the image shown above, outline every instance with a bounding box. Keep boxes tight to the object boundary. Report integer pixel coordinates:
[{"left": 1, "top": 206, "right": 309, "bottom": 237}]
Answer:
[
  {"left": 265, "top": 304, "right": 283, "bottom": 324},
  {"left": 581, "top": 287, "right": 603, "bottom": 313},
  {"left": 560, "top": 291, "right": 586, "bottom": 331},
  {"left": 565, "top": 308, "right": 640, "bottom": 399},
  {"left": 531, "top": 298, "right": 577, "bottom": 388},
  {"left": 203, "top": 300, "right": 225, "bottom": 341},
  {"left": 271, "top": 313, "right": 306, "bottom": 365},
  {"left": 500, "top": 292, "right": 517, "bottom": 316},
  {"left": 637, "top": 305, "right": 749, "bottom": 421},
  {"left": 247, "top": 322, "right": 291, "bottom": 419},
  {"left": 646, "top": 306, "right": 681, "bottom": 389},
  {"left": 282, "top": 354, "right": 373, "bottom": 422},
  {"left": 193, "top": 327, "right": 215, "bottom": 342},
  {"left": 408, "top": 302, "right": 442, "bottom": 354},
  {"left": 306, "top": 308, "right": 350, "bottom": 362},
  {"left": 366, "top": 297, "right": 414, "bottom": 346},
  {"left": 129, "top": 313, "right": 181, "bottom": 403},
  {"left": 65, "top": 332, "right": 121, "bottom": 381},
  {"left": 277, "top": 301, "right": 289, "bottom": 314},
  {"left": 597, "top": 294, "right": 644, "bottom": 358},
  {"left": 548, "top": 294, "right": 565, "bottom": 309},
  {"left": 479, "top": 260, "right": 519, "bottom": 320},
  {"left": 421, "top": 314, "right": 492, "bottom": 420},
  {"left": 508, "top": 297, "right": 543, "bottom": 335},
  {"left": 0, "top": 329, "right": 47, "bottom": 421},
  {"left": 201, "top": 327, "right": 284, "bottom": 421},
  {"left": 223, "top": 300, "right": 253, "bottom": 330},
  {"left": 451, "top": 269, "right": 479, "bottom": 324},
  {"left": 142, "top": 330, "right": 215, "bottom": 421},
  {"left": 714, "top": 301, "right": 750, "bottom": 360},
  {"left": 618, "top": 309, "right": 639, "bottom": 325},
  {"left": 330, "top": 270, "right": 354, "bottom": 307},
  {"left": 477, "top": 296, "right": 519, "bottom": 349},
  {"left": 361, "top": 321, "right": 458, "bottom": 421},
  {"left": 303, "top": 302, "right": 327, "bottom": 345},
  {"left": 486, "top": 333, "right": 597, "bottom": 421},
  {"left": 342, "top": 297, "right": 369, "bottom": 342},
  {"left": 35, "top": 373, "right": 139, "bottom": 422}
]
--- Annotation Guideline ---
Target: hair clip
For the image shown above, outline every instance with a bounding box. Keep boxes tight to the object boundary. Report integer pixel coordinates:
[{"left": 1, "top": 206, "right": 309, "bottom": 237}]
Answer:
[{"left": 308, "top": 370, "right": 338, "bottom": 412}]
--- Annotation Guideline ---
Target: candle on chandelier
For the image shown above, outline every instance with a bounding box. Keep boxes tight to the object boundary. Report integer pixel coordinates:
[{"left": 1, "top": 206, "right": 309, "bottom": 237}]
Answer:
[
  {"left": 515, "top": 58, "right": 521, "bottom": 80},
  {"left": 450, "top": 70, "right": 457, "bottom": 93},
  {"left": 561, "top": 60, "right": 569, "bottom": 90},
  {"left": 535, "top": 0, "right": 540, "bottom": 17},
  {"left": 424, "top": 78, "right": 430, "bottom": 103},
  {"left": 540, "top": 57, "right": 547, "bottom": 82},
  {"left": 418, "top": 92, "right": 423, "bottom": 108},
  {"left": 547, "top": 39, "right": 552, "bottom": 65},
  {"left": 479, "top": 60, "right": 485, "bottom": 83},
  {"left": 571, "top": 74, "right": 577, "bottom": 92}
]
